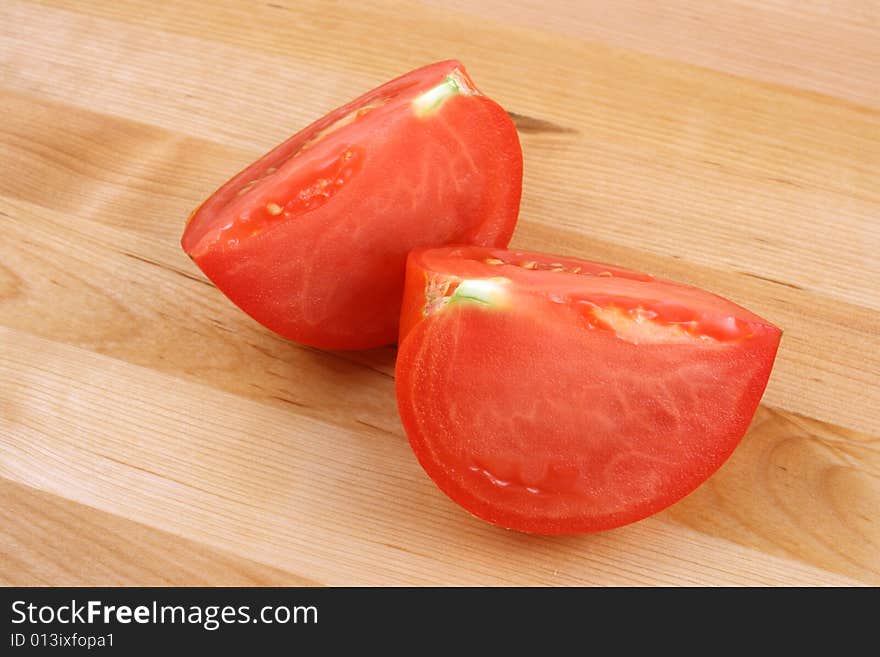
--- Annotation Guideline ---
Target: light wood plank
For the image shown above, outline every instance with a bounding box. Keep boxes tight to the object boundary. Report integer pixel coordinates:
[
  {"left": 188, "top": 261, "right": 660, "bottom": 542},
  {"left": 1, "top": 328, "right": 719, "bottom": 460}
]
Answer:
[
  {"left": 0, "top": 193, "right": 402, "bottom": 442},
  {"left": 743, "top": 1, "right": 880, "bottom": 30},
  {"left": 1, "top": 0, "right": 877, "bottom": 587},
  {"left": 427, "top": 0, "right": 880, "bottom": 107},
  {"left": 0, "top": 327, "right": 866, "bottom": 585},
  {"left": 0, "top": 478, "right": 316, "bottom": 586},
  {"left": 665, "top": 409, "right": 880, "bottom": 583},
  {"left": 26, "top": 0, "right": 880, "bottom": 110}
]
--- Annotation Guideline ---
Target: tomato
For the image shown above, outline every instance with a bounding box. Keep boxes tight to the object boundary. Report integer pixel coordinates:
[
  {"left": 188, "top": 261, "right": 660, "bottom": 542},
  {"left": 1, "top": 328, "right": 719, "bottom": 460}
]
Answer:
[
  {"left": 396, "top": 246, "right": 781, "bottom": 534},
  {"left": 181, "top": 60, "right": 522, "bottom": 349}
]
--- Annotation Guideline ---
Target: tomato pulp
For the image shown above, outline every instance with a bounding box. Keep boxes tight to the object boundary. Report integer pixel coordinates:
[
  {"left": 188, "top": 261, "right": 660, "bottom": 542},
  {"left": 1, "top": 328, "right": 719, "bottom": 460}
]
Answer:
[
  {"left": 181, "top": 61, "right": 522, "bottom": 349},
  {"left": 396, "top": 246, "right": 781, "bottom": 534}
]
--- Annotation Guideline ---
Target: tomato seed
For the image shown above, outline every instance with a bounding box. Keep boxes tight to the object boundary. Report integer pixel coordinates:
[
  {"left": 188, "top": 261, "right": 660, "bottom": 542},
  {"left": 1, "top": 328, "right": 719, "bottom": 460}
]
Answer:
[{"left": 236, "top": 180, "right": 259, "bottom": 197}]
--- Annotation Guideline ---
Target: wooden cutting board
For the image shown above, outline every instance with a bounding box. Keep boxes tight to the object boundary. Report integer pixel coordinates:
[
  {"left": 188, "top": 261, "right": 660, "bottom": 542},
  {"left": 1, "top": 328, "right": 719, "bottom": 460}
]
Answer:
[{"left": 1, "top": 0, "right": 877, "bottom": 586}]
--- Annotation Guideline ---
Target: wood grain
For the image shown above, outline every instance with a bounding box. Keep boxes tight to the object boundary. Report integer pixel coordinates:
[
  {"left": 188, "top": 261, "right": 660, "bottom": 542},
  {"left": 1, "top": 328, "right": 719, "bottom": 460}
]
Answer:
[
  {"left": 1, "top": 0, "right": 878, "bottom": 585},
  {"left": 0, "top": 479, "right": 316, "bottom": 586},
  {"left": 428, "top": 0, "right": 880, "bottom": 108},
  {"left": 0, "top": 328, "right": 864, "bottom": 586}
]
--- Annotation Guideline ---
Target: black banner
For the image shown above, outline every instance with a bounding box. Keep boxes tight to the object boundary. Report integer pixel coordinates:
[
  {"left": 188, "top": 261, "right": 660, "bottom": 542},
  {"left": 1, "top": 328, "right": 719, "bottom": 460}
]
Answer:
[{"left": 0, "top": 587, "right": 870, "bottom": 651}]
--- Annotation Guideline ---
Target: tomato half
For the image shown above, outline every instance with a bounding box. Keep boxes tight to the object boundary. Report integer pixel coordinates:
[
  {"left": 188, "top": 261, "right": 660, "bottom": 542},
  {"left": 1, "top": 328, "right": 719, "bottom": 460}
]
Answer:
[
  {"left": 396, "top": 246, "right": 781, "bottom": 534},
  {"left": 181, "top": 60, "right": 522, "bottom": 349}
]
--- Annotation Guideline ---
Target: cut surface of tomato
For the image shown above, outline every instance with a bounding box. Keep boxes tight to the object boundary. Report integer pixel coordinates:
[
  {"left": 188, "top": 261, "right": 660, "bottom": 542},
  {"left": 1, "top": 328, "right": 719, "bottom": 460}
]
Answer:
[
  {"left": 181, "top": 60, "right": 522, "bottom": 349},
  {"left": 396, "top": 246, "right": 782, "bottom": 534}
]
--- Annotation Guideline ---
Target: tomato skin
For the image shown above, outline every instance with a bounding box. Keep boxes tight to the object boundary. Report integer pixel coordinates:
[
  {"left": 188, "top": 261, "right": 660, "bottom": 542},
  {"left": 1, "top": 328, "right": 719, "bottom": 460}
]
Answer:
[
  {"left": 396, "top": 246, "right": 782, "bottom": 534},
  {"left": 182, "top": 61, "right": 522, "bottom": 349}
]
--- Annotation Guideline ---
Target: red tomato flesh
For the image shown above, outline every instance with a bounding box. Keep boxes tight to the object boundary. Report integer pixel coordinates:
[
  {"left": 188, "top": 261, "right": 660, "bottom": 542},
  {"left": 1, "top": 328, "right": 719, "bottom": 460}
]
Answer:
[
  {"left": 396, "top": 246, "right": 782, "bottom": 534},
  {"left": 181, "top": 61, "right": 522, "bottom": 349}
]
